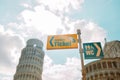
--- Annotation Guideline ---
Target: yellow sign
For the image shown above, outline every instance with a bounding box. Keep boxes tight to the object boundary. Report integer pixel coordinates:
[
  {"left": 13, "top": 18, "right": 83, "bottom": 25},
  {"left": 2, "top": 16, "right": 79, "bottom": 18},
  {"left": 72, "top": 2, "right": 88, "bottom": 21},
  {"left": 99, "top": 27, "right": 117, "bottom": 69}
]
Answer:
[{"left": 46, "top": 34, "right": 78, "bottom": 50}]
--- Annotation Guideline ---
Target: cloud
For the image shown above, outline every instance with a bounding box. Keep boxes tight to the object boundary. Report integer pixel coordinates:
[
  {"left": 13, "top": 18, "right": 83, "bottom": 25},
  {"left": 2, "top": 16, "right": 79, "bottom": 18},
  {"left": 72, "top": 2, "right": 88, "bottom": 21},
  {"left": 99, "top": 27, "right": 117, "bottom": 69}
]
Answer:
[
  {"left": 43, "top": 55, "right": 81, "bottom": 80},
  {"left": 0, "top": 74, "right": 13, "bottom": 80},
  {"left": 21, "top": 3, "right": 32, "bottom": 8},
  {"left": 8, "top": 0, "right": 106, "bottom": 43},
  {"left": 0, "top": 25, "right": 25, "bottom": 79},
  {"left": 72, "top": 20, "right": 106, "bottom": 45},
  {"left": 19, "top": 5, "right": 65, "bottom": 35},
  {"left": 17, "top": 5, "right": 106, "bottom": 42},
  {"left": 36, "top": 0, "right": 84, "bottom": 14}
]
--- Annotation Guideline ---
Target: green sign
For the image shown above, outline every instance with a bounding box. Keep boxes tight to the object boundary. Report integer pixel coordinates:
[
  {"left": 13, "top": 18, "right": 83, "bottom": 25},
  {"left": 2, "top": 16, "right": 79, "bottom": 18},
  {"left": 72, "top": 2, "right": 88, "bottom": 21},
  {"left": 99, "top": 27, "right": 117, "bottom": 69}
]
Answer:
[{"left": 83, "top": 42, "right": 104, "bottom": 59}]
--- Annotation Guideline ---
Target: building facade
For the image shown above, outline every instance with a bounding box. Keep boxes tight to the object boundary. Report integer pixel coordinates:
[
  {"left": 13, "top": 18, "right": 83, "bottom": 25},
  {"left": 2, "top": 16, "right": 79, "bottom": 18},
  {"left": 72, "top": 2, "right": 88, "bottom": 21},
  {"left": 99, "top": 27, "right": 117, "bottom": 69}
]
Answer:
[
  {"left": 85, "top": 40, "right": 120, "bottom": 80},
  {"left": 85, "top": 58, "right": 120, "bottom": 80},
  {"left": 14, "top": 39, "right": 45, "bottom": 80}
]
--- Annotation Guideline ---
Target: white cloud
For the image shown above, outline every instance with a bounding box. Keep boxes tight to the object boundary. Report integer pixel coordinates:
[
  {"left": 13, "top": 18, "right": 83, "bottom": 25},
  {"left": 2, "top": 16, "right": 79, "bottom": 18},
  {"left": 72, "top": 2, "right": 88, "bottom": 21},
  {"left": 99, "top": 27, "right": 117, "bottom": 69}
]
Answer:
[
  {"left": 0, "top": 0, "right": 106, "bottom": 44},
  {"left": 43, "top": 56, "right": 81, "bottom": 80},
  {"left": 19, "top": 5, "right": 65, "bottom": 35},
  {"left": 36, "top": 0, "right": 84, "bottom": 14},
  {"left": 21, "top": 3, "right": 32, "bottom": 8},
  {"left": 0, "top": 25, "right": 25, "bottom": 80},
  {"left": 67, "top": 20, "right": 106, "bottom": 45},
  {"left": 0, "top": 75, "right": 12, "bottom": 80}
]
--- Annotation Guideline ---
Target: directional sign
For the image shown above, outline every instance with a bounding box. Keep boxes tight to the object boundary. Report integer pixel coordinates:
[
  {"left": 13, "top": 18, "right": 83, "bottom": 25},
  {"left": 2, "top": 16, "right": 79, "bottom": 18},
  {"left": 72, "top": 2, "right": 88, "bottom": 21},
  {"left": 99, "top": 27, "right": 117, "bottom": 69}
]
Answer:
[
  {"left": 46, "top": 34, "right": 78, "bottom": 50},
  {"left": 83, "top": 42, "right": 104, "bottom": 59}
]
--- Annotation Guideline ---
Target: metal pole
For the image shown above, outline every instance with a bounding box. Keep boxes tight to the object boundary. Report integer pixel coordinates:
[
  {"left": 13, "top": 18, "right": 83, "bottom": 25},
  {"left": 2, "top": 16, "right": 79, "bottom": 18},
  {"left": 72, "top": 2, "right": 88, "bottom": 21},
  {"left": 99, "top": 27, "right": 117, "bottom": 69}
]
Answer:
[{"left": 77, "top": 29, "right": 86, "bottom": 80}]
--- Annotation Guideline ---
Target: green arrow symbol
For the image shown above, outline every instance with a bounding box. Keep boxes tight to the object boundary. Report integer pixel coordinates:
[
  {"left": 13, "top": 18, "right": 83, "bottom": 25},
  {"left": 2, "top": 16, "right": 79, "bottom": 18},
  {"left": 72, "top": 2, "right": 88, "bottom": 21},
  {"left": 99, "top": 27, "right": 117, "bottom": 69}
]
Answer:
[{"left": 50, "top": 36, "right": 54, "bottom": 46}]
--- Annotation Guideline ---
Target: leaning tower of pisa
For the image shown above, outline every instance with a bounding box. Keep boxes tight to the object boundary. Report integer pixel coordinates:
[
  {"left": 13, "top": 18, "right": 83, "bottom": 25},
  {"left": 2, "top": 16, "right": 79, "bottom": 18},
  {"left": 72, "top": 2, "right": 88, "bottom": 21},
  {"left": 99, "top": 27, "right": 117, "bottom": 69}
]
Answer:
[{"left": 14, "top": 39, "right": 45, "bottom": 80}]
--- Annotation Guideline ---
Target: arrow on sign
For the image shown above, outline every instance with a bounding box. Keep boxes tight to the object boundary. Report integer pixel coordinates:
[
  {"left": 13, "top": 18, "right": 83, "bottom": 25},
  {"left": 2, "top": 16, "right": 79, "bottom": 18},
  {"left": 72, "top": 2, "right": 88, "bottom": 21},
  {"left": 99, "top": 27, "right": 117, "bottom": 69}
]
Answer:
[
  {"left": 94, "top": 43, "right": 101, "bottom": 56},
  {"left": 50, "top": 36, "right": 54, "bottom": 46}
]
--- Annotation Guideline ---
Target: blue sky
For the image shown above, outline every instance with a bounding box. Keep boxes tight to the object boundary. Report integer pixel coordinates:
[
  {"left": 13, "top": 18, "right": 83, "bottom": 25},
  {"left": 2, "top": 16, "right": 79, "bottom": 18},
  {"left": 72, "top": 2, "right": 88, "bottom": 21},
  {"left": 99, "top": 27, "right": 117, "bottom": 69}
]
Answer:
[
  {"left": 69, "top": 0, "right": 120, "bottom": 41},
  {"left": 47, "top": 0, "right": 120, "bottom": 64},
  {"left": 0, "top": 0, "right": 120, "bottom": 80}
]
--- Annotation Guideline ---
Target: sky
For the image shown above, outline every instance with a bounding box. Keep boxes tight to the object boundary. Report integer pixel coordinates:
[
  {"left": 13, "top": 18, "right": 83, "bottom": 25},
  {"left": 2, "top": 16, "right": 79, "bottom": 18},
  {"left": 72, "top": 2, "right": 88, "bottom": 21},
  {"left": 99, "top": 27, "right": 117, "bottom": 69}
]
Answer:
[{"left": 0, "top": 0, "right": 120, "bottom": 80}]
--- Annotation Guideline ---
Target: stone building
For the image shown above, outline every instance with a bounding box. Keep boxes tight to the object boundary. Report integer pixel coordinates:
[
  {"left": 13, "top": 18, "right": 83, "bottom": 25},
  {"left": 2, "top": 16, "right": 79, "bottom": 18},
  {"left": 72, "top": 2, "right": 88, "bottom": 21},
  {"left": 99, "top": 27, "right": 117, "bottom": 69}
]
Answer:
[
  {"left": 85, "top": 40, "right": 120, "bottom": 80},
  {"left": 103, "top": 40, "right": 120, "bottom": 58},
  {"left": 14, "top": 39, "right": 45, "bottom": 80},
  {"left": 85, "top": 58, "right": 120, "bottom": 80}
]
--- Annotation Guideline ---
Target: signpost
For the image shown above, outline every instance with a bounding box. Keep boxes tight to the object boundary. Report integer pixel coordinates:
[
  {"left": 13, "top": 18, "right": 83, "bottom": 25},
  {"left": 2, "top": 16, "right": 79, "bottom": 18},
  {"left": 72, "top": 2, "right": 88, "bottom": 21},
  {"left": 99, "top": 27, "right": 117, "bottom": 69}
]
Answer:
[
  {"left": 46, "top": 30, "right": 104, "bottom": 80},
  {"left": 83, "top": 42, "right": 104, "bottom": 59},
  {"left": 46, "top": 34, "right": 78, "bottom": 50},
  {"left": 77, "top": 29, "right": 86, "bottom": 80}
]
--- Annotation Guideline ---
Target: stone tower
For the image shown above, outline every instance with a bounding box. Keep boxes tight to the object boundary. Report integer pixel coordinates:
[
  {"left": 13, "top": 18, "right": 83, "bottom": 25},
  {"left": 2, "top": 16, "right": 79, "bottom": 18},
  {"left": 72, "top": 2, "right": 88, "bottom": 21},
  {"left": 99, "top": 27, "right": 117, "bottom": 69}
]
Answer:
[{"left": 14, "top": 39, "right": 45, "bottom": 80}]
